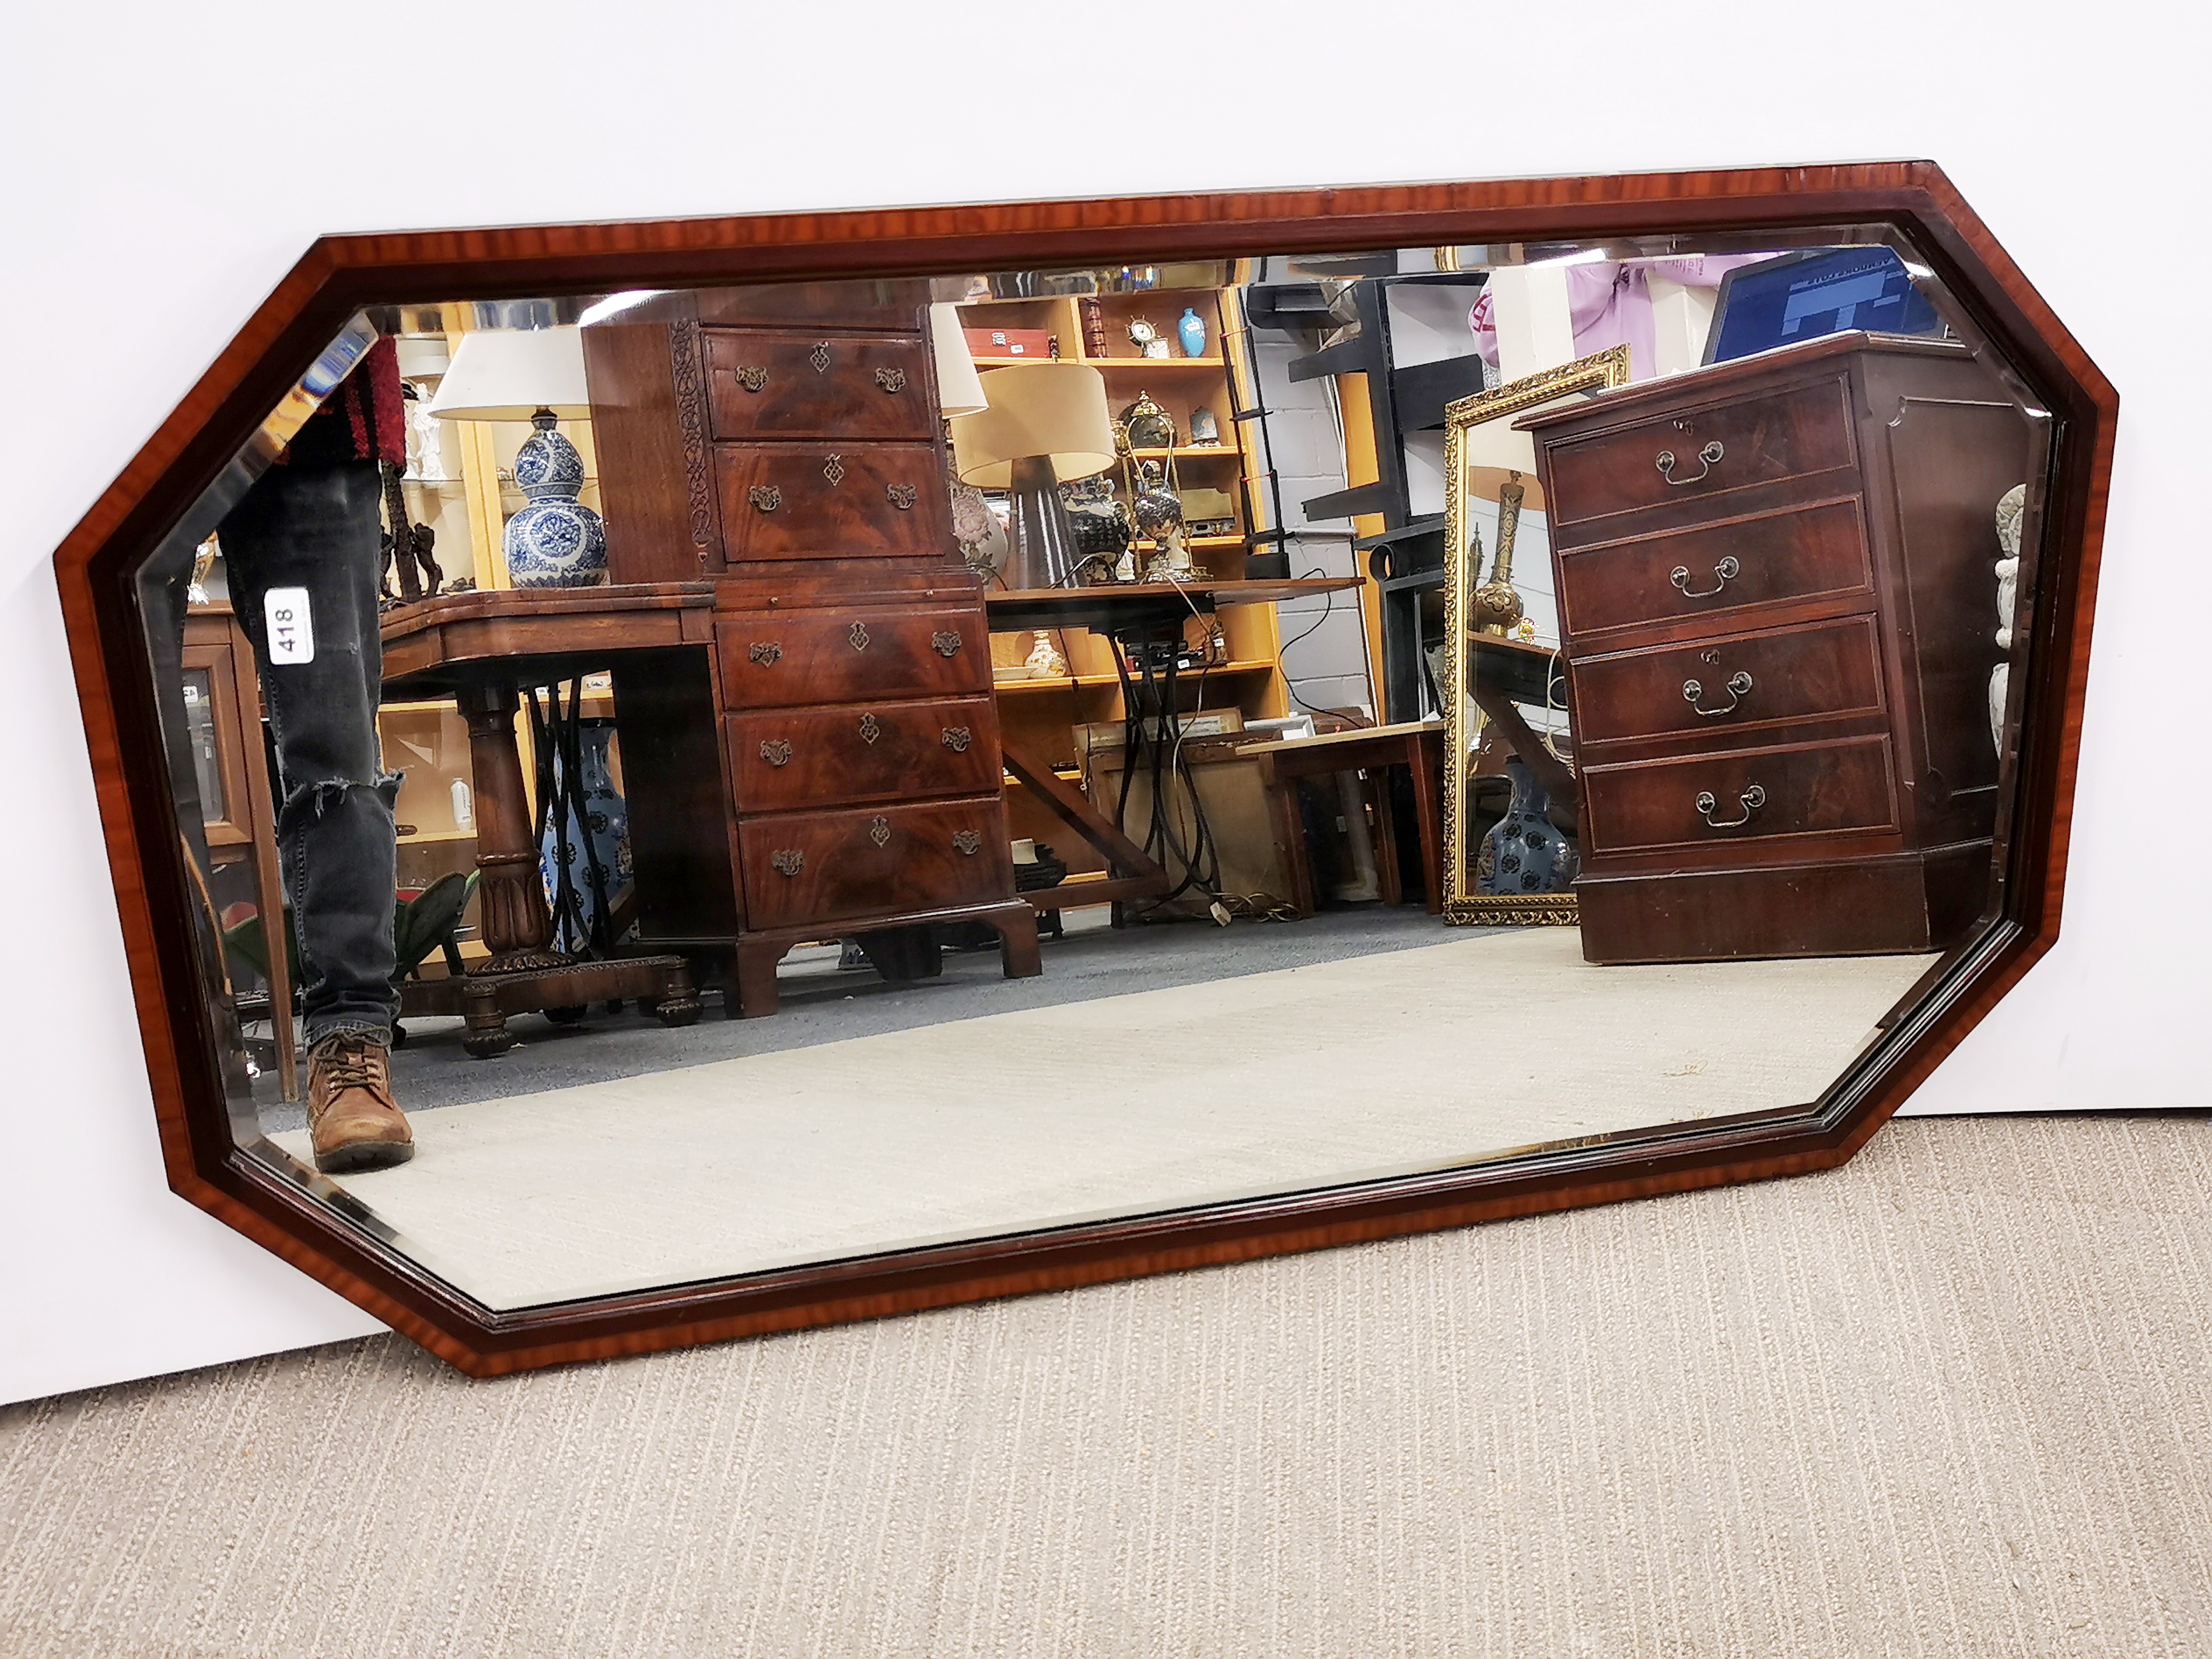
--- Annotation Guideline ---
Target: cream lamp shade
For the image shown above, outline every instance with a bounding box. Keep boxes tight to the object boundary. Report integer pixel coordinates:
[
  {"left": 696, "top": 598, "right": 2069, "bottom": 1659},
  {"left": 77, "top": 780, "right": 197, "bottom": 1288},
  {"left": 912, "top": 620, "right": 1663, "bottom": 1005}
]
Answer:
[
  {"left": 930, "top": 303, "right": 990, "bottom": 418},
  {"left": 950, "top": 363, "right": 1117, "bottom": 486},
  {"left": 427, "top": 326, "right": 592, "bottom": 421}
]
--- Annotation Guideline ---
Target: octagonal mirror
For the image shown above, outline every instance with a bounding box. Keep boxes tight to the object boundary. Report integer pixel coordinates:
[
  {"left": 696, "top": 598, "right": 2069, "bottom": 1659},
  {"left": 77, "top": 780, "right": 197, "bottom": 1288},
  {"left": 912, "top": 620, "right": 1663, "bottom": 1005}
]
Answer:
[{"left": 55, "top": 166, "right": 2110, "bottom": 1373}]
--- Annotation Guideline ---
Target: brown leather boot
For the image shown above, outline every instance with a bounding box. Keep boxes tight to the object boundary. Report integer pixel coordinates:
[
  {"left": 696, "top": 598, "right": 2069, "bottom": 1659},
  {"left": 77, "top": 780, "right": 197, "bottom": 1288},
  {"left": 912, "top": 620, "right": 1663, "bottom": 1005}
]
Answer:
[{"left": 307, "top": 1033, "right": 414, "bottom": 1173}]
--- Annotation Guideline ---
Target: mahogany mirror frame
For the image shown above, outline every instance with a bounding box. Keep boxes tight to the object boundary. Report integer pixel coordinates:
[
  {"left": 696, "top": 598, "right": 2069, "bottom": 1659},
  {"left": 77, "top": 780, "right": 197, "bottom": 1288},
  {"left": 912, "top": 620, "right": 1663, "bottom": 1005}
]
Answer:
[{"left": 52, "top": 162, "right": 2114, "bottom": 1376}]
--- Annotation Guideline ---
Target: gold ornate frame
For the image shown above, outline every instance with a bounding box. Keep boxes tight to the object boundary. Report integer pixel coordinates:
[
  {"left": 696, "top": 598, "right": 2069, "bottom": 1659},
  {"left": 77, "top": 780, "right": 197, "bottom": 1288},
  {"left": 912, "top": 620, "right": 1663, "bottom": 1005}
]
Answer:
[{"left": 1440, "top": 345, "right": 1632, "bottom": 926}]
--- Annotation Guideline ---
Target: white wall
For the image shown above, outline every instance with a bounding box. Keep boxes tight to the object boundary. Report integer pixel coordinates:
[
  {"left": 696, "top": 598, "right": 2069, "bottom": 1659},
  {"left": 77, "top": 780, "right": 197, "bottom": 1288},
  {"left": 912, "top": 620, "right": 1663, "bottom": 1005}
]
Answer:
[{"left": 1, "top": 0, "right": 2198, "bottom": 1404}]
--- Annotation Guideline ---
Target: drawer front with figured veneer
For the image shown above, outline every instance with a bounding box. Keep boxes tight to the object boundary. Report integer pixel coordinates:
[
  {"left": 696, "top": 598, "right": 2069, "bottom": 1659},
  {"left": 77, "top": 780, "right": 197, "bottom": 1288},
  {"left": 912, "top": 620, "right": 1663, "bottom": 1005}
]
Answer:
[
  {"left": 1541, "top": 377, "right": 1858, "bottom": 532},
  {"left": 703, "top": 330, "right": 934, "bottom": 442},
  {"left": 1557, "top": 497, "right": 1873, "bottom": 640},
  {"left": 741, "top": 797, "right": 1014, "bottom": 930},
  {"left": 1570, "top": 616, "right": 1887, "bottom": 748},
  {"left": 1581, "top": 736, "right": 1899, "bottom": 856},
  {"left": 714, "top": 443, "right": 946, "bottom": 560},
  {"left": 726, "top": 697, "right": 1000, "bottom": 812},
  {"left": 716, "top": 608, "right": 990, "bottom": 708}
]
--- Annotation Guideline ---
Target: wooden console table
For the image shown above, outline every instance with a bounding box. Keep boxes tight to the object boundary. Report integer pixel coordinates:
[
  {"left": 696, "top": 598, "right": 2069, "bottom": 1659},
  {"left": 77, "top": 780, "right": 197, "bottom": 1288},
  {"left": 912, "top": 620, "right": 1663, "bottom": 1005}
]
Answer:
[{"left": 379, "top": 585, "right": 712, "bottom": 1055}]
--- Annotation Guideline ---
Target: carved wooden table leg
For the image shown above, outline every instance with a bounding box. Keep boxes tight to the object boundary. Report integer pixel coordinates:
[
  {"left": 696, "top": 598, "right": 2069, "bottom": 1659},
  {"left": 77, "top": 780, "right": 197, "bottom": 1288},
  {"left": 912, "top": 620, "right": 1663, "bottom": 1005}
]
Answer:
[{"left": 459, "top": 681, "right": 561, "bottom": 973}]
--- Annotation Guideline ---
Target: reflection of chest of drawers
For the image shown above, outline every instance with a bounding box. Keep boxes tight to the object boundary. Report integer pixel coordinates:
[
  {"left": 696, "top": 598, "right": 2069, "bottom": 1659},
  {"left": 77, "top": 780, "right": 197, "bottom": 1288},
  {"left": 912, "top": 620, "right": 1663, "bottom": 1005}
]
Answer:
[
  {"left": 1521, "top": 332, "right": 2038, "bottom": 964},
  {"left": 581, "top": 282, "right": 1030, "bottom": 1014}
]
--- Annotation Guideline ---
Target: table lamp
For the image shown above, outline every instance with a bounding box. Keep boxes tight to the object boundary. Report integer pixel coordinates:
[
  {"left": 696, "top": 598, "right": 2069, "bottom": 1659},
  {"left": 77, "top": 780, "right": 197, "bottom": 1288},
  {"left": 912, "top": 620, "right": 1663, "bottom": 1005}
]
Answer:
[
  {"left": 930, "top": 303, "right": 990, "bottom": 418},
  {"left": 950, "top": 363, "right": 1117, "bottom": 589},
  {"left": 429, "top": 326, "right": 607, "bottom": 586}
]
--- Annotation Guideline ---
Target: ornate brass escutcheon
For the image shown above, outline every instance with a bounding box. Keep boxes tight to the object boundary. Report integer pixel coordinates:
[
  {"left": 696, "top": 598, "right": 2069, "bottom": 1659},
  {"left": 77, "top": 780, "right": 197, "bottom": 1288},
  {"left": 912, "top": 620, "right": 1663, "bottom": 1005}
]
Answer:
[
  {"left": 931, "top": 631, "right": 962, "bottom": 658},
  {"left": 759, "top": 739, "right": 793, "bottom": 767},
  {"left": 823, "top": 454, "right": 845, "bottom": 488},
  {"left": 940, "top": 726, "right": 972, "bottom": 752},
  {"left": 808, "top": 341, "right": 831, "bottom": 373},
  {"left": 875, "top": 366, "right": 907, "bottom": 394},
  {"left": 771, "top": 849, "right": 805, "bottom": 876},
  {"left": 848, "top": 620, "right": 871, "bottom": 652},
  {"left": 749, "top": 484, "right": 782, "bottom": 512},
  {"left": 952, "top": 830, "right": 983, "bottom": 856},
  {"left": 868, "top": 816, "right": 891, "bottom": 847},
  {"left": 734, "top": 366, "right": 768, "bottom": 393},
  {"left": 886, "top": 483, "right": 917, "bottom": 511},
  {"left": 748, "top": 641, "right": 782, "bottom": 667},
  {"left": 858, "top": 712, "right": 881, "bottom": 745}
]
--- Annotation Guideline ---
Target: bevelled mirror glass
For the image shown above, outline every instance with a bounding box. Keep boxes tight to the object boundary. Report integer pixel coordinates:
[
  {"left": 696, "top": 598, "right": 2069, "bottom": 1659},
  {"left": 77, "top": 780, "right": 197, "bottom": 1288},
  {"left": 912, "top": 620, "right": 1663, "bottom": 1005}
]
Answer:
[{"left": 58, "top": 171, "right": 2106, "bottom": 1372}]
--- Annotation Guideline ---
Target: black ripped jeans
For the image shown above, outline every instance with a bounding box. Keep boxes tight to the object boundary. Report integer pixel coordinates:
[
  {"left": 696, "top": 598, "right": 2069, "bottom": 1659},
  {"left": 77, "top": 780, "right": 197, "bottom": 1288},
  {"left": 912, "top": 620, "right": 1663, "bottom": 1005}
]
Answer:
[{"left": 218, "top": 460, "right": 401, "bottom": 1047}]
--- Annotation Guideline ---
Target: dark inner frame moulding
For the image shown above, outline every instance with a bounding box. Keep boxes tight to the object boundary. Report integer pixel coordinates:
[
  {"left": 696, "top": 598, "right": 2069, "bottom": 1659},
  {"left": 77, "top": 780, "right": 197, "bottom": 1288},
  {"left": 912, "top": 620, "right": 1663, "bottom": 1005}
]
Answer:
[{"left": 51, "top": 162, "right": 2114, "bottom": 1376}]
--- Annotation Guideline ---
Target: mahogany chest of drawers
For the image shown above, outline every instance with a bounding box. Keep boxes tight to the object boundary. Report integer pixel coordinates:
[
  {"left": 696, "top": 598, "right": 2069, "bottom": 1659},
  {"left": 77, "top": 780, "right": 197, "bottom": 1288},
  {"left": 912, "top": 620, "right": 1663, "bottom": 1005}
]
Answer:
[
  {"left": 1520, "top": 332, "right": 2040, "bottom": 965},
  {"left": 580, "top": 281, "right": 1035, "bottom": 1014}
]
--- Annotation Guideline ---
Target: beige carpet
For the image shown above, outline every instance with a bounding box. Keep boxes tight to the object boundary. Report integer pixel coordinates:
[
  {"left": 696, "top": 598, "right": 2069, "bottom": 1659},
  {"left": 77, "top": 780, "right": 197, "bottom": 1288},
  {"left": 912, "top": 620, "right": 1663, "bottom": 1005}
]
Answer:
[
  {"left": 5, "top": 1116, "right": 2211, "bottom": 1656},
  {"left": 269, "top": 929, "right": 1929, "bottom": 1309}
]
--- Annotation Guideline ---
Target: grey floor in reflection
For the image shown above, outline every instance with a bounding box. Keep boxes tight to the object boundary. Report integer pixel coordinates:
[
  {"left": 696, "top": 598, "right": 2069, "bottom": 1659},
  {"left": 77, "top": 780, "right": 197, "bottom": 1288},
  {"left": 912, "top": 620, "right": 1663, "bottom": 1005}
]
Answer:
[{"left": 252, "top": 906, "right": 1469, "bottom": 1131}]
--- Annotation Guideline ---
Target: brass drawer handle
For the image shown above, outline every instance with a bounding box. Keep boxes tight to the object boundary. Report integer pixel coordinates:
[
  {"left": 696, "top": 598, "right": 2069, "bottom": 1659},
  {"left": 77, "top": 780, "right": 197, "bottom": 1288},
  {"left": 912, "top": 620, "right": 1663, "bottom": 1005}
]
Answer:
[
  {"left": 1682, "top": 670, "right": 1754, "bottom": 717},
  {"left": 952, "top": 830, "right": 983, "bottom": 856},
  {"left": 1656, "top": 440, "right": 1724, "bottom": 485},
  {"left": 848, "top": 620, "right": 871, "bottom": 651},
  {"left": 733, "top": 366, "right": 768, "bottom": 393},
  {"left": 809, "top": 341, "right": 832, "bottom": 373},
  {"left": 771, "top": 849, "right": 805, "bottom": 876},
  {"left": 940, "top": 726, "right": 972, "bottom": 752},
  {"left": 869, "top": 815, "right": 892, "bottom": 847},
  {"left": 931, "top": 631, "right": 963, "bottom": 658},
  {"left": 875, "top": 367, "right": 908, "bottom": 394},
  {"left": 1671, "top": 556, "right": 1740, "bottom": 600},
  {"left": 887, "top": 483, "right": 917, "bottom": 511},
  {"left": 749, "top": 484, "right": 782, "bottom": 512},
  {"left": 758, "top": 739, "right": 792, "bottom": 767},
  {"left": 749, "top": 642, "right": 782, "bottom": 667},
  {"left": 859, "top": 712, "right": 882, "bottom": 745},
  {"left": 1695, "top": 782, "right": 1766, "bottom": 830}
]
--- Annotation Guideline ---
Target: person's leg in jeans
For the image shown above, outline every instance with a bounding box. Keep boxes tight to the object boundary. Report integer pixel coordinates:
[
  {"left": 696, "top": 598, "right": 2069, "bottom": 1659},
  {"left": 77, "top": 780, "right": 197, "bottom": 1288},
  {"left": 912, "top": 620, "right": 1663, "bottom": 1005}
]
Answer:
[{"left": 219, "top": 458, "right": 414, "bottom": 1170}]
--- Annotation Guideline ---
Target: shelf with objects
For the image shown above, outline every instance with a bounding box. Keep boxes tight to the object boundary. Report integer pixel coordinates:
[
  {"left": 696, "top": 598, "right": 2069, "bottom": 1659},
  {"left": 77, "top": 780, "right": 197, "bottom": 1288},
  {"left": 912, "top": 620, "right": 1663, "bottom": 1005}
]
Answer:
[{"left": 949, "top": 271, "right": 1349, "bottom": 917}]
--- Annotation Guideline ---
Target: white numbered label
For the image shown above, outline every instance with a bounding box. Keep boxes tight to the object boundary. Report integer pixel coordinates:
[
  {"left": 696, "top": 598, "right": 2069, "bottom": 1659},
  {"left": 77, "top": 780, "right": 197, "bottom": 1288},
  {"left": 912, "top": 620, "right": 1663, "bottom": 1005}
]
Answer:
[{"left": 263, "top": 587, "right": 315, "bottom": 665}]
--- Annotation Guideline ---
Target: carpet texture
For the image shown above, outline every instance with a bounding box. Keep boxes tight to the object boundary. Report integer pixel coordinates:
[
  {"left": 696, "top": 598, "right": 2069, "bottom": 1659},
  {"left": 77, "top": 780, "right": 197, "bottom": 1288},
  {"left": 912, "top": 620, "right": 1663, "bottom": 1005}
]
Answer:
[
  {"left": 266, "top": 929, "right": 1926, "bottom": 1308},
  {"left": 5, "top": 1116, "right": 2211, "bottom": 1657}
]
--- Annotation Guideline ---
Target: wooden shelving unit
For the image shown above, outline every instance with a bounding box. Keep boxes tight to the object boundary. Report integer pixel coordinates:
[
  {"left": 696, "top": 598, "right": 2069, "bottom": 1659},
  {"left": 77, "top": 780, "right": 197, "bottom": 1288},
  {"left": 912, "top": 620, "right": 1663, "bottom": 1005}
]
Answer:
[{"left": 954, "top": 279, "right": 1299, "bottom": 886}]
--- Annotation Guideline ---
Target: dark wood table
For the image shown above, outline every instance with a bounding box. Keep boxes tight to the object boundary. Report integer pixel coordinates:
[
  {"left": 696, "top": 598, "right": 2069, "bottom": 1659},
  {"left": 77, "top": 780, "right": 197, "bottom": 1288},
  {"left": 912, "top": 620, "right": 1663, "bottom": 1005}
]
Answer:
[
  {"left": 1465, "top": 631, "right": 1577, "bottom": 814},
  {"left": 984, "top": 578, "right": 1362, "bottom": 913},
  {"left": 380, "top": 584, "right": 713, "bottom": 1056},
  {"left": 1241, "top": 720, "right": 1447, "bottom": 916}
]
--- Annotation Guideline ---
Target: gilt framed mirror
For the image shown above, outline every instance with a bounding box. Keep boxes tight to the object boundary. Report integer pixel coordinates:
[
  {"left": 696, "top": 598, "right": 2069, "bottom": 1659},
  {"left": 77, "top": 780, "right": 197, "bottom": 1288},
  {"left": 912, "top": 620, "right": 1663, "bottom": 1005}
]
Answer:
[{"left": 52, "top": 164, "right": 2112, "bottom": 1375}]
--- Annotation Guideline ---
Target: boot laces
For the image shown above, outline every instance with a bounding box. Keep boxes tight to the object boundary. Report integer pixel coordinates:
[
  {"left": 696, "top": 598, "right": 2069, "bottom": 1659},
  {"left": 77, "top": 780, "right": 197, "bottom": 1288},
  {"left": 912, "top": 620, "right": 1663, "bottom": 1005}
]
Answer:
[{"left": 317, "top": 1038, "right": 382, "bottom": 1092}]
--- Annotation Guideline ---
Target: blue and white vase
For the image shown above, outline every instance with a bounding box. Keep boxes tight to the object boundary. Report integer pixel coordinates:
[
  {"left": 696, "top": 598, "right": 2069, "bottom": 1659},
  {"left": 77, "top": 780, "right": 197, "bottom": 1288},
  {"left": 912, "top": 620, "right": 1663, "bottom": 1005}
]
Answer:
[
  {"left": 504, "top": 410, "right": 608, "bottom": 586},
  {"left": 1178, "top": 307, "right": 1207, "bottom": 359},
  {"left": 1478, "top": 756, "right": 1579, "bottom": 896},
  {"left": 539, "top": 720, "right": 631, "bottom": 954}
]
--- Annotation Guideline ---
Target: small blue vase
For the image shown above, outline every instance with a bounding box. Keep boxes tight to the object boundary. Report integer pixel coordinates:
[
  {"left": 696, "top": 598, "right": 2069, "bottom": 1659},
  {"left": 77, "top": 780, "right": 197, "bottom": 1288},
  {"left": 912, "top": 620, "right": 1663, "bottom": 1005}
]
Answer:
[
  {"left": 504, "top": 411, "right": 608, "bottom": 586},
  {"left": 1178, "top": 307, "right": 1207, "bottom": 359}
]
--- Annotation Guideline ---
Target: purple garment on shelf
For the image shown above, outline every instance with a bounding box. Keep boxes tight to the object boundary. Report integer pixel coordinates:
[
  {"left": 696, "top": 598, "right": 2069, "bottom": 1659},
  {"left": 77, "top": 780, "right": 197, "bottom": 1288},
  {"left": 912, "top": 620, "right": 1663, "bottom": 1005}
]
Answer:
[{"left": 1467, "top": 255, "right": 1776, "bottom": 381}]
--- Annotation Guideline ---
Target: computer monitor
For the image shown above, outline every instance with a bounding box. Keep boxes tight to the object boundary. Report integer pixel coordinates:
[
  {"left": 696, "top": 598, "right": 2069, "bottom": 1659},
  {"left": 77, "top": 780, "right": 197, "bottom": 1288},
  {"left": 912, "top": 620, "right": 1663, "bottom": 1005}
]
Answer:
[{"left": 1702, "top": 247, "right": 1945, "bottom": 366}]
